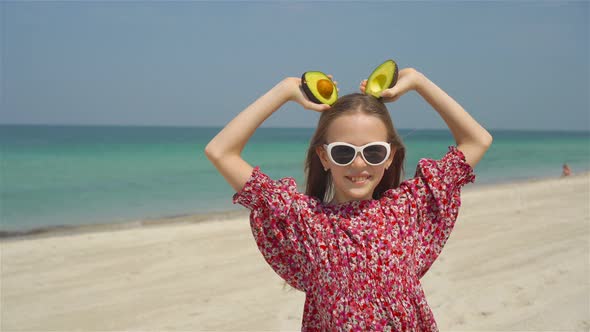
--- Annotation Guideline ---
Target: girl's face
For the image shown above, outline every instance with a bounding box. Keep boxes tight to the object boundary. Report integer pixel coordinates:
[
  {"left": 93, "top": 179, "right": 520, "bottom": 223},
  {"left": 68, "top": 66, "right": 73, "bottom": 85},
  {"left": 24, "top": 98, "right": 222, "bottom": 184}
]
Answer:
[{"left": 316, "top": 113, "right": 395, "bottom": 204}]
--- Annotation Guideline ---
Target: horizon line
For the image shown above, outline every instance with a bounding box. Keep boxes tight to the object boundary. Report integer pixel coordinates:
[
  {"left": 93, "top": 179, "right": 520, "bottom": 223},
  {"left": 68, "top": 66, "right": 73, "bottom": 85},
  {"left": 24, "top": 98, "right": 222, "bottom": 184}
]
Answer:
[{"left": 0, "top": 122, "right": 589, "bottom": 133}]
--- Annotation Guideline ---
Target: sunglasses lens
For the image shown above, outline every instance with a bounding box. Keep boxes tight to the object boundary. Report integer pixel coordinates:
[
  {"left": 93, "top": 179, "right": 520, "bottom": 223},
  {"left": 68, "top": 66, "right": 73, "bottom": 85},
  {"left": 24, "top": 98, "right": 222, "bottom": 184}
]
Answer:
[
  {"left": 363, "top": 145, "right": 388, "bottom": 164},
  {"left": 331, "top": 145, "right": 356, "bottom": 165}
]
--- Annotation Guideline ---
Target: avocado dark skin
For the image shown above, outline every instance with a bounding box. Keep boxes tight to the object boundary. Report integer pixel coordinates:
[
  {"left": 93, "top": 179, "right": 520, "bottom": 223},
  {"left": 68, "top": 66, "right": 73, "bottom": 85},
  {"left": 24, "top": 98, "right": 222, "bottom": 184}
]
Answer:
[{"left": 301, "top": 73, "right": 323, "bottom": 104}]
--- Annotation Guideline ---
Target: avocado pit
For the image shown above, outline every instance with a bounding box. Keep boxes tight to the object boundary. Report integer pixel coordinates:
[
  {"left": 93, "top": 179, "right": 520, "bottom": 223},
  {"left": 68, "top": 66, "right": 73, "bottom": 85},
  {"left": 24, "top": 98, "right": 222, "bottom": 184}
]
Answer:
[{"left": 317, "top": 79, "right": 334, "bottom": 99}]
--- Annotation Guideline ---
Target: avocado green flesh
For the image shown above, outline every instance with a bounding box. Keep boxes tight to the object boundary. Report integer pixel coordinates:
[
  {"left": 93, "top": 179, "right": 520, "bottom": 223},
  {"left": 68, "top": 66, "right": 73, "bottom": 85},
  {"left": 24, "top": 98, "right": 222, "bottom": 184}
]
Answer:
[
  {"left": 302, "top": 71, "right": 338, "bottom": 105},
  {"left": 366, "top": 60, "right": 397, "bottom": 98},
  {"left": 368, "top": 74, "right": 387, "bottom": 93}
]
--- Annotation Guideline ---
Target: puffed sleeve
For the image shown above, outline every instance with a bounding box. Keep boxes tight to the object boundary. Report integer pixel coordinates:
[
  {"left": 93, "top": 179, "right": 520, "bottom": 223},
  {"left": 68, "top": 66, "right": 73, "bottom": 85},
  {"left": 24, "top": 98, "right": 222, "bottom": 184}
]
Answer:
[
  {"left": 404, "top": 146, "right": 475, "bottom": 279},
  {"left": 232, "top": 166, "right": 316, "bottom": 292}
]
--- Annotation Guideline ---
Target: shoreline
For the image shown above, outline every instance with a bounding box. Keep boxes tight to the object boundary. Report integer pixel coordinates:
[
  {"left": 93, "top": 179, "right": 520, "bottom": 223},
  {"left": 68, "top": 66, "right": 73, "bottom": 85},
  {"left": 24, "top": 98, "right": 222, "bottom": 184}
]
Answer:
[{"left": 2, "top": 171, "right": 588, "bottom": 242}]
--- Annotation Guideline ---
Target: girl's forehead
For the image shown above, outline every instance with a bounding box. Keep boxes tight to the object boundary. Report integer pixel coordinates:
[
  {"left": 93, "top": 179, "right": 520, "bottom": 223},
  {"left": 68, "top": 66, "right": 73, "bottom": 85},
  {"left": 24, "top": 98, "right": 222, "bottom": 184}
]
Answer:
[{"left": 326, "top": 114, "right": 388, "bottom": 143}]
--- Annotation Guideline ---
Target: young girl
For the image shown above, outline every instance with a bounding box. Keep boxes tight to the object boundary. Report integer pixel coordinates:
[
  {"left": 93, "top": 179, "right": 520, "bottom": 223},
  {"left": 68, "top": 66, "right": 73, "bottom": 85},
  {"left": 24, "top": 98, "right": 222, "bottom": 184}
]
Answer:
[{"left": 205, "top": 67, "right": 492, "bottom": 331}]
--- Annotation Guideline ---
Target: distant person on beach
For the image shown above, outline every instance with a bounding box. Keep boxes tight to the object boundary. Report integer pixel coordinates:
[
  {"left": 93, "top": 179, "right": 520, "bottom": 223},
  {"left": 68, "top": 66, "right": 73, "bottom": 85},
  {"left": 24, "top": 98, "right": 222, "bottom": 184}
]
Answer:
[
  {"left": 205, "top": 67, "right": 492, "bottom": 330},
  {"left": 562, "top": 163, "right": 572, "bottom": 177}
]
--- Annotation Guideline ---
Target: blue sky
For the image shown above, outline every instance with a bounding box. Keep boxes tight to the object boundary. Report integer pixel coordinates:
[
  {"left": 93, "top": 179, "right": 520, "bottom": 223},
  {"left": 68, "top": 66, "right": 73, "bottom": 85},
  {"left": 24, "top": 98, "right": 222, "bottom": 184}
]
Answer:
[{"left": 1, "top": 1, "right": 588, "bottom": 130}]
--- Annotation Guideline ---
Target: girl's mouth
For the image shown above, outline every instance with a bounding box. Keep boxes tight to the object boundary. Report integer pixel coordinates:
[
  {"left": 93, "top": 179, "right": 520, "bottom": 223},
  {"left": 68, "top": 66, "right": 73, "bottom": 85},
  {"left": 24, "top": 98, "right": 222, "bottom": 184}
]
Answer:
[{"left": 346, "top": 176, "right": 371, "bottom": 184}]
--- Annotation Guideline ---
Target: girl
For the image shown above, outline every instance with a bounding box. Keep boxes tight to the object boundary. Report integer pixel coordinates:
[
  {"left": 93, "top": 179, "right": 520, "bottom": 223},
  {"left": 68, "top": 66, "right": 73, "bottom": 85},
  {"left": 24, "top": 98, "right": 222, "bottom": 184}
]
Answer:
[{"left": 205, "top": 67, "right": 492, "bottom": 331}]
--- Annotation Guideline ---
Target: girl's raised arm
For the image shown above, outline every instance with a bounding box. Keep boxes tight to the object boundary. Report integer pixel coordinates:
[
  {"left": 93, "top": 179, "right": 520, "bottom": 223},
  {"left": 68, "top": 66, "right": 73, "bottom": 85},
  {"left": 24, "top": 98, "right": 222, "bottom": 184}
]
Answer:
[
  {"left": 361, "top": 68, "right": 492, "bottom": 167},
  {"left": 205, "top": 77, "right": 330, "bottom": 193},
  {"left": 411, "top": 70, "right": 493, "bottom": 167}
]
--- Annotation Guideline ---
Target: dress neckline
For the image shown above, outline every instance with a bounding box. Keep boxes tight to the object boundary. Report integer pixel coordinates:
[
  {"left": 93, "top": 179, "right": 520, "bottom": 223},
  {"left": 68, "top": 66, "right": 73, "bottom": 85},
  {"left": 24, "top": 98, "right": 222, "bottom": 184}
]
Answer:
[{"left": 322, "top": 197, "right": 379, "bottom": 215}]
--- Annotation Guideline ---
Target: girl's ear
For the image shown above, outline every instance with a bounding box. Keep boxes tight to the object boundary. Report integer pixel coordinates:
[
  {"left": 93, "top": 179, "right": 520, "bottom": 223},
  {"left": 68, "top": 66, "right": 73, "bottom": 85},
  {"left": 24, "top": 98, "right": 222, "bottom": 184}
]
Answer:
[
  {"left": 386, "top": 148, "right": 396, "bottom": 170},
  {"left": 315, "top": 146, "right": 330, "bottom": 170}
]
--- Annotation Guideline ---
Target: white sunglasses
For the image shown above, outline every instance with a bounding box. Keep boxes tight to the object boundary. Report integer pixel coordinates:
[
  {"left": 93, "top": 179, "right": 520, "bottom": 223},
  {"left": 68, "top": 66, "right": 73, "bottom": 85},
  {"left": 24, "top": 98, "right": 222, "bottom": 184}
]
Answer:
[{"left": 323, "top": 141, "right": 391, "bottom": 166}]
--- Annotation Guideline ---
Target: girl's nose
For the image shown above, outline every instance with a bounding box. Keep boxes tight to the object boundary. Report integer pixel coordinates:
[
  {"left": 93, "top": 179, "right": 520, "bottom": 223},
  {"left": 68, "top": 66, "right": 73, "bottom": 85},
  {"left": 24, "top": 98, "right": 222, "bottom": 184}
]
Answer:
[{"left": 351, "top": 152, "right": 367, "bottom": 167}]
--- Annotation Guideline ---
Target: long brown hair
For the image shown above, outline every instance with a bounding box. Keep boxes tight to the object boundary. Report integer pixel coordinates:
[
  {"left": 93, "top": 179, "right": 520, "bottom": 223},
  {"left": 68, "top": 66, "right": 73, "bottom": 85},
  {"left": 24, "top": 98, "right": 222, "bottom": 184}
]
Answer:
[{"left": 304, "top": 93, "right": 406, "bottom": 203}]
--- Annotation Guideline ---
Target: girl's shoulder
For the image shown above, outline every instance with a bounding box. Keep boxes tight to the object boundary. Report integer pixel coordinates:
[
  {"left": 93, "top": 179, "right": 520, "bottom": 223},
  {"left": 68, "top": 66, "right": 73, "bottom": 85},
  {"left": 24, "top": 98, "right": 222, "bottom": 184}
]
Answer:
[
  {"left": 380, "top": 146, "right": 475, "bottom": 202},
  {"left": 233, "top": 166, "right": 330, "bottom": 215}
]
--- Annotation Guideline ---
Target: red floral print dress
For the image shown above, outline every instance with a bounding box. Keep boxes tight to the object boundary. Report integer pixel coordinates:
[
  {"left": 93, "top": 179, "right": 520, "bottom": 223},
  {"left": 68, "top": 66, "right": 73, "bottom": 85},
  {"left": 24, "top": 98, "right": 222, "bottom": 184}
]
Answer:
[{"left": 232, "top": 146, "right": 475, "bottom": 331}]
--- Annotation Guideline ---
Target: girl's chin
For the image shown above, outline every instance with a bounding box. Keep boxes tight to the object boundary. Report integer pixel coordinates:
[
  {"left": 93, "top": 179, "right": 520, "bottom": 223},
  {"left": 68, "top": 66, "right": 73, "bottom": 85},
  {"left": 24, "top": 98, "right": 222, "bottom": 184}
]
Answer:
[{"left": 339, "top": 187, "right": 374, "bottom": 201}]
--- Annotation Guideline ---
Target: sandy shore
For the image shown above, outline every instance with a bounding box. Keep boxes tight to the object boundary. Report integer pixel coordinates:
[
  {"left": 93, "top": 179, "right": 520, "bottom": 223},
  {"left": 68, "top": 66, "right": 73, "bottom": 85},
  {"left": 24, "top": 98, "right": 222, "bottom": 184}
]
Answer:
[{"left": 1, "top": 173, "right": 589, "bottom": 331}]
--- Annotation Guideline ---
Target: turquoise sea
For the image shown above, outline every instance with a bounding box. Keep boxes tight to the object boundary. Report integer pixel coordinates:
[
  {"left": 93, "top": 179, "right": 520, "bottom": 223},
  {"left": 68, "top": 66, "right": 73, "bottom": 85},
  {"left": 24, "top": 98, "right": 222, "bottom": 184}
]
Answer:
[{"left": 1, "top": 124, "right": 589, "bottom": 235}]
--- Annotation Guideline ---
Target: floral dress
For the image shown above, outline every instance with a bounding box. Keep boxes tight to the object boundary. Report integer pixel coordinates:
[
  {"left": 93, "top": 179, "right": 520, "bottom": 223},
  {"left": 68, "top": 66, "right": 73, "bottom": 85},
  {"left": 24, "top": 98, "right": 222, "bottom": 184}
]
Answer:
[{"left": 232, "top": 146, "right": 475, "bottom": 331}]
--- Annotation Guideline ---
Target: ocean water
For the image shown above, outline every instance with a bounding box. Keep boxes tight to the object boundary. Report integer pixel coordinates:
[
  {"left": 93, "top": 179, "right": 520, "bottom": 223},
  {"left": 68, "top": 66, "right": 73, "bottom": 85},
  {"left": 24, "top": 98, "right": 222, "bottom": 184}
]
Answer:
[{"left": 1, "top": 124, "right": 589, "bottom": 234}]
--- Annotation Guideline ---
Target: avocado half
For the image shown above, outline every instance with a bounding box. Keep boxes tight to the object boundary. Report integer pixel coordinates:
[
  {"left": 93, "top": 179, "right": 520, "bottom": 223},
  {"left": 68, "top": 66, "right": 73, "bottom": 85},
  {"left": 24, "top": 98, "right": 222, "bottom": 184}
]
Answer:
[
  {"left": 301, "top": 71, "right": 338, "bottom": 105},
  {"left": 365, "top": 59, "right": 399, "bottom": 98}
]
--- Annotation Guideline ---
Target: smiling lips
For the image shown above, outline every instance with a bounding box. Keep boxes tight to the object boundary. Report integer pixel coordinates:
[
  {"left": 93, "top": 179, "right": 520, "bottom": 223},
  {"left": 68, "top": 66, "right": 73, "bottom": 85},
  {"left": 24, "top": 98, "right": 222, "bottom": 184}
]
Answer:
[{"left": 346, "top": 175, "right": 371, "bottom": 184}]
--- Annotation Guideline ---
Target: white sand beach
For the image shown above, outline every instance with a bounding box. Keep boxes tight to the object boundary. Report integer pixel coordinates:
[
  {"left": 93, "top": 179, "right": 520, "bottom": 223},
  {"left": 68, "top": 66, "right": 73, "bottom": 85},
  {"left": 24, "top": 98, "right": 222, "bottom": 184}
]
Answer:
[{"left": 1, "top": 173, "right": 589, "bottom": 331}]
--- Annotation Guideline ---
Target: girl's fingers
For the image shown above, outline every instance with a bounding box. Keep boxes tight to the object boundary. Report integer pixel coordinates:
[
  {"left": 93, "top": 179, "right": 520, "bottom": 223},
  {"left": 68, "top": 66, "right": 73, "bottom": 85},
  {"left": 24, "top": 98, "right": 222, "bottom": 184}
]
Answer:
[
  {"left": 380, "top": 89, "right": 394, "bottom": 98},
  {"left": 304, "top": 99, "right": 330, "bottom": 112},
  {"left": 314, "top": 104, "right": 331, "bottom": 112},
  {"left": 359, "top": 80, "right": 367, "bottom": 93},
  {"left": 380, "top": 87, "right": 403, "bottom": 103}
]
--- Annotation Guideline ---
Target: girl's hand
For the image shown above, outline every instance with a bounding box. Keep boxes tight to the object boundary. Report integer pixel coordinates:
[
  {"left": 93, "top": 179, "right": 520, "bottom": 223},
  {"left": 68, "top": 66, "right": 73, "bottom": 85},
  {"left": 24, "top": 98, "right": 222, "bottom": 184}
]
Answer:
[
  {"left": 284, "top": 76, "right": 338, "bottom": 112},
  {"left": 359, "top": 68, "right": 424, "bottom": 103}
]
